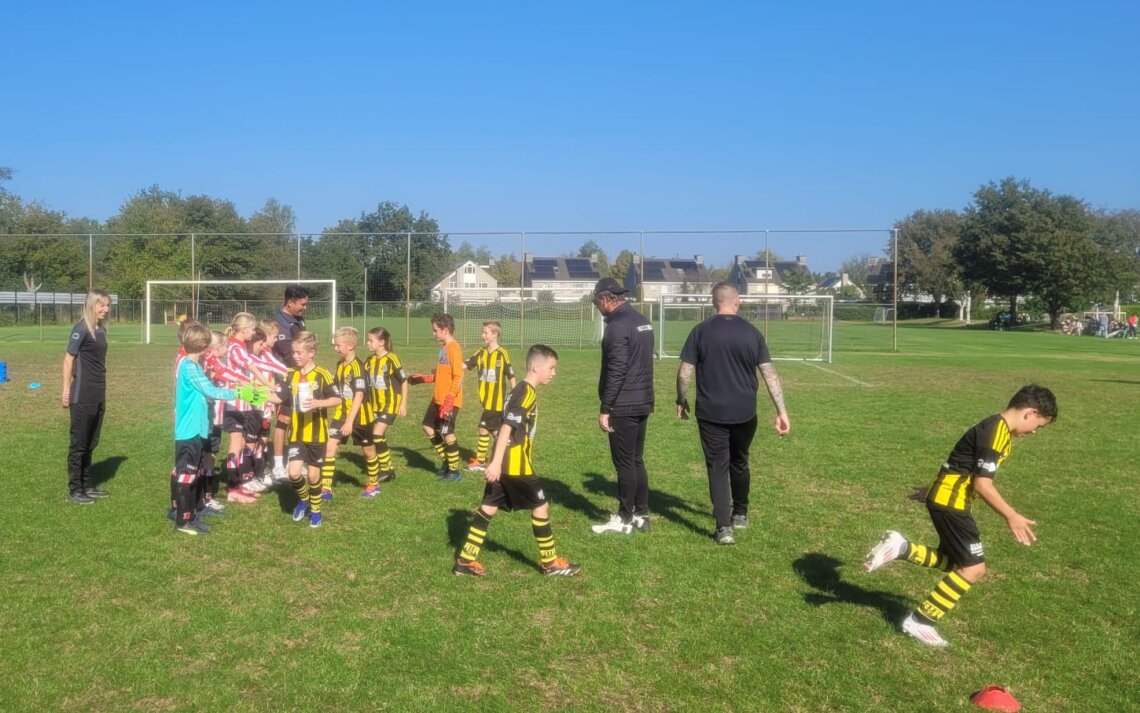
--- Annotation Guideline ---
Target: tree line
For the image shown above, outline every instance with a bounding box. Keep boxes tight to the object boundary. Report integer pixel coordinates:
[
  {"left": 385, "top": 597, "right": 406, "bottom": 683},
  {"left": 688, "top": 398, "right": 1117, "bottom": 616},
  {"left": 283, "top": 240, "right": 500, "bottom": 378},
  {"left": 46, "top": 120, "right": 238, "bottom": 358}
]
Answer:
[{"left": 3, "top": 169, "right": 1137, "bottom": 325}]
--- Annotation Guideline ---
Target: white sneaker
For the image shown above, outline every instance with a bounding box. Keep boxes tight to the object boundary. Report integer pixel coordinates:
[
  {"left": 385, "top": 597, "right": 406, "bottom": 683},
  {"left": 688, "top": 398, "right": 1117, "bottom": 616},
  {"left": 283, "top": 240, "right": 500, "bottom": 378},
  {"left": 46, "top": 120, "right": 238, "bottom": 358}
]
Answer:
[
  {"left": 243, "top": 478, "right": 266, "bottom": 493},
  {"left": 901, "top": 613, "right": 948, "bottom": 647},
  {"left": 272, "top": 465, "right": 289, "bottom": 482},
  {"left": 203, "top": 499, "right": 226, "bottom": 512},
  {"left": 864, "top": 531, "right": 908, "bottom": 572},
  {"left": 259, "top": 473, "right": 274, "bottom": 487},
  {"left": 591, "top": 514, "right": 633, "bottom": 535}
]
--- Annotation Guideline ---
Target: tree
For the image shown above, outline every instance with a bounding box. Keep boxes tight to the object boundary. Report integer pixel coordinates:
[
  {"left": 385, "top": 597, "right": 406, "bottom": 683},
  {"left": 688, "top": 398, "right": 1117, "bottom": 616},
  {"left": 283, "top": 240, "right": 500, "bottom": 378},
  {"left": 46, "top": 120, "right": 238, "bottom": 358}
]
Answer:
[
  {"left": 578, "top": 240, "right": 610, "bottom": 275},
  {"left": 893, "top": 210, "right": 964, "bottom": 305},
  {"left": 956, "top": 177, "right": 1107, "bottom": 327},
  {"left": 838, "top": 253, "right": 876, "bottom": 290},
  {"left": 452, "top": 241, "right": 493, "bottom": 266},
  {"left": 753, "top": 248, "right": 784, "bottom": 263},
  {"left": 609, "top": 249, "right": 635, "bottom": 283},
  {"left": 781, "top": 269, "right": 813, "bottom": 295},
  {"left": 487, "top": 254, "right": 521, "bottom": 287},
  {"left": 1091, "top": 209, "right": 1140, "bottom": 302}
]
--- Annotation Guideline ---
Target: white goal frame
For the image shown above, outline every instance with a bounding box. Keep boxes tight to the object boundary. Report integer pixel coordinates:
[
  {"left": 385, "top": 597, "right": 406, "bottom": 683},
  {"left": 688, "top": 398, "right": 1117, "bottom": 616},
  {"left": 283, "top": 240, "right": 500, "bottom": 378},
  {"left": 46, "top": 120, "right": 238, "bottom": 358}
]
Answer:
[
  {"left": 657, "top": 293, "right": 834, "bottom": 363},
  {"left": 145, "top": 279, "right": 337, "bottom": 344}
]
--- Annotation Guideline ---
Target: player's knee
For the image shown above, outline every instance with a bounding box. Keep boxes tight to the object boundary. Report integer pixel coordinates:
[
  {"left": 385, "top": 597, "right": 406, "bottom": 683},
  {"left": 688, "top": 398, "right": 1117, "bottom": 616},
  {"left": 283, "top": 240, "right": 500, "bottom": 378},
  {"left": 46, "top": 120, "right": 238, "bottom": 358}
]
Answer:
[{"left": 958, "top": 562, "right": 985, "bottom": 583}]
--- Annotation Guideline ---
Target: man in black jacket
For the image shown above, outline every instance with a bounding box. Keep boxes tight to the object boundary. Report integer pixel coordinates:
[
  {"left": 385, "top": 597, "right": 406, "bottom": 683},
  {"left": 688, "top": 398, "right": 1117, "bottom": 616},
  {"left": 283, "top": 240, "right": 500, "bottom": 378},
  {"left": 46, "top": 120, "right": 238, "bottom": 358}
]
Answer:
[{"left": 590, "top": 278, "right": 655, "bottom": 535}]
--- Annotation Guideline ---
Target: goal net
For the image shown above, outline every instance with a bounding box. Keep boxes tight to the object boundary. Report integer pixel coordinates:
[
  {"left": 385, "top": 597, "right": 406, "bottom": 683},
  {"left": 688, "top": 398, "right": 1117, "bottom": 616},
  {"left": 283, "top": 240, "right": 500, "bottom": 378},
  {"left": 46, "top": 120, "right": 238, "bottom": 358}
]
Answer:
[
  {"left": 657, "top": 293, "right": 833, "bottom": 362},
  {"left": 441, "top": 287, "right": 603, "bottom": 348},
  {"left": 145, "top": 279, "right": 337, "bottom": 345}
]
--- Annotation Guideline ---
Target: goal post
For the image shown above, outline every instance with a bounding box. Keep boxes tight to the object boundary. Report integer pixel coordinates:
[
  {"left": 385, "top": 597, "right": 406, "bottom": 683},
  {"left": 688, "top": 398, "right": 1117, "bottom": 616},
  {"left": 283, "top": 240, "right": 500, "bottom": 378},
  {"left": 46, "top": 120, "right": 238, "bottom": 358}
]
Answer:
[
  {"left": 145, "top": 279, "right": 337, "bottom": 345},
  {"left": 657, "top": 293, "right": 833, "bottom": 363}
]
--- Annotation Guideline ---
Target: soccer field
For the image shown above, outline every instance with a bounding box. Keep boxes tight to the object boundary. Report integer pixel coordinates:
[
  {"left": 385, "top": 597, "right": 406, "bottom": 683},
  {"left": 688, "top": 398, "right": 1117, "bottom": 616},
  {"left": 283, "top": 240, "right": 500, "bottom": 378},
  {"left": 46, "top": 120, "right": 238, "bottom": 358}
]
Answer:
[{"left": 1, "top": 323, "right": 1136, "bottom": 711}]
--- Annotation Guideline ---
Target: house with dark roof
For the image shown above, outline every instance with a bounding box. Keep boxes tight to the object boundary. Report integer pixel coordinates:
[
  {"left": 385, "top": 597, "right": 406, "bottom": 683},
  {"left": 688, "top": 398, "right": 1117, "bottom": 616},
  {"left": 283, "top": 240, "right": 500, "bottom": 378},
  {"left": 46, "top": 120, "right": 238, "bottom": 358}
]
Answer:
[
  {"left": 729, "top": 254, "right": 811, "bottom": 295},
  {"left": 624, "top": 255, "right": 711, "bottom": 301},
  {"left": 521, "top": 253, "right": 602, "bottom": 301},
  {"left": 865, "top": 258, "right": 894, "bottom": 301},
  {"left": 816, "top": 272, "right": 864, "bottom": 298}
]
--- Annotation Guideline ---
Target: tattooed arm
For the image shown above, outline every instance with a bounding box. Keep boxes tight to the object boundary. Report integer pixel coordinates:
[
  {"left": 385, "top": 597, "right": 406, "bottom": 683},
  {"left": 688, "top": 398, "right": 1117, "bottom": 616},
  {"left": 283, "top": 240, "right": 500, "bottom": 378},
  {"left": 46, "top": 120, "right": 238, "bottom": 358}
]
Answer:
[
  {"left": 759, "top": 363, "right": 791, "bottom": 435},
  {"left": 675, "top": 361, "right": 694, "bottom": 418}
]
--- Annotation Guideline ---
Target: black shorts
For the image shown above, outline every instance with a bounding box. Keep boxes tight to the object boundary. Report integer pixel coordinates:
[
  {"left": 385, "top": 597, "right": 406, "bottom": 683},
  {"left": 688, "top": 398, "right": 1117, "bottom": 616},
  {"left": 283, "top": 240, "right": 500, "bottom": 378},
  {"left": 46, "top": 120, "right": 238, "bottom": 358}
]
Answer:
[
  {"left": 481, "top": 475, "right": 548, "bottom": 512},
  {"left": 329, "top": 418, "right": 375, "bottom": 446},
  {"left": 422, "top": 401, "right": 460, "bottom": 436},
  {"left": 223, "top": 410, "right": 262, "bottom": 442},
  {"left": 208, "top": 426, "right": 222, "bottom": 454},
  {"left": 174, "top": 437, "right": 207, "bottom": 478},
  {"left": 929, "top": 509, "right": 985, "bottom": 566},
  {"left": 374, "top": 411, "right": 397, "bottom": 426},
  {"left": 287, "top": 442, "right": 325, "bottom": 467},
  {"left": 478, "top": 409, "right": 503, "bottom": 433}
]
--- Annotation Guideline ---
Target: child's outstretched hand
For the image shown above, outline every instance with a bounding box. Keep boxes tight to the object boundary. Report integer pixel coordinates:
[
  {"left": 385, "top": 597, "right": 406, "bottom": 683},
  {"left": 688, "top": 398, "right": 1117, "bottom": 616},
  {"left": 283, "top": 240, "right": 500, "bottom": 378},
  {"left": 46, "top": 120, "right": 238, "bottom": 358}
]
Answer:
[
  {"left": 408, "top": 374, "right": 434, "bottom": 385},
  {"left": 1006, "top": 513, "right": 1037, "bottom": 546}
]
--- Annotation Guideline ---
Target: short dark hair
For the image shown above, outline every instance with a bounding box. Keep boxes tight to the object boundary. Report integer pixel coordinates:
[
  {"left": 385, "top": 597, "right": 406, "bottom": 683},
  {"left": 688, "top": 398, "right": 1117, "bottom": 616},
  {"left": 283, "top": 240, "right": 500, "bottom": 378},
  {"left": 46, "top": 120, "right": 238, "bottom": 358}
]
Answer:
[
  {"left": 432, "top": 313, "right": 456, "bottom": 334},
  {"left": 1007, "top": 384, "right": 1057, "bottom": 421},
  {"left": 711, "top": 281, "right": 738, "bottom": 307},
  {"left": 526, "top": 343, "right": 559, "bottom": 369},
  {"left": 284, "top": 285, "right": 310, "bottom": 302}
]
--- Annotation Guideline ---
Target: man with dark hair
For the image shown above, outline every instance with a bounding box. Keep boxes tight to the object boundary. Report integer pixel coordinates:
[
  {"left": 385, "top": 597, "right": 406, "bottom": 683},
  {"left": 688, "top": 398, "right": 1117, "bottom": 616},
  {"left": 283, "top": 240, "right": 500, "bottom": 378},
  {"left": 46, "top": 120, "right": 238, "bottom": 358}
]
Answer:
[
  {"left": 590, "top": 277, "right": 655, "bottom": 535},
  {"left": 271, "top": 285, "right": 309, "bottom": 480},
  {"left": 272, "top": 285, "right": 310, "bottom": 365},
  {"left": 675, "top": 281, "right": 790, "bottom": 545}
]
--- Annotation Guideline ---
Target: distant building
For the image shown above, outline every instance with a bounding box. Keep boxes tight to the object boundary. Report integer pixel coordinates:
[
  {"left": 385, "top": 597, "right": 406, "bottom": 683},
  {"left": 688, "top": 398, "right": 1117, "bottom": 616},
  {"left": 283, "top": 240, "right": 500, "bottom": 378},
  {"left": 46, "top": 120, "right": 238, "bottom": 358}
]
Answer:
[
  {"left": 729, "top": 254, "right": 811, "bottom": 295},
  {"left": 521, "top": 253, "right": 602, "bottom": 301},
  {"left": 625, "top": 255, "right": 711, "bottom": 301},
  {"left": 816, "top": 272, "right": 864, "bottom": 298},
  {"left": 865, "top": 258, "right": 894, "bottom": 301},
  {"left": 430, "top": 260, "right": 499, "bottom": 302}
]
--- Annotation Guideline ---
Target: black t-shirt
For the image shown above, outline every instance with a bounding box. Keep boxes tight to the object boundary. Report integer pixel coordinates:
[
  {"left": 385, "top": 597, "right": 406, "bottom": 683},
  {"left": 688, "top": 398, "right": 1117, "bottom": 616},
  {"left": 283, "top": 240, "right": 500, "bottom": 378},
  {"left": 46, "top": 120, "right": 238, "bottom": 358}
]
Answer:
[
  {"left": 272, "top": 308, "right": 306, "bottom": 365},
  {"left": 679, "top": 314, "right": 771, "bottom": 424},
  {"left": 66, "top": 320, "right": 108, "bottom": 404}
]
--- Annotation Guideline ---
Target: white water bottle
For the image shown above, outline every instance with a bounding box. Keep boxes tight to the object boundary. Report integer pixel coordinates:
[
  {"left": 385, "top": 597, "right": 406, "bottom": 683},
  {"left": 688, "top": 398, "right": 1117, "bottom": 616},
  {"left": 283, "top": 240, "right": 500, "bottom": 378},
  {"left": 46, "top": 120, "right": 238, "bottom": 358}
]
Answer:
[{"left": 298, "top": 381, "right": 313, "bottom": 413}]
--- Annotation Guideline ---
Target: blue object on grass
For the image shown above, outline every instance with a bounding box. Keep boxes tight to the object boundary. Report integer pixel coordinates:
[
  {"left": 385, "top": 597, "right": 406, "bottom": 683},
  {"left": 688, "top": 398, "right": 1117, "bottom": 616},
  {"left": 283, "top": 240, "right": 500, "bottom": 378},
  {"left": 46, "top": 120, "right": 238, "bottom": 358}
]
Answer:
[
  {"left": 0, "top": 361, "right": 8, "bottom": 384},
  {"left": 29, "top": 382, "right": 41, "bottom": 389}
]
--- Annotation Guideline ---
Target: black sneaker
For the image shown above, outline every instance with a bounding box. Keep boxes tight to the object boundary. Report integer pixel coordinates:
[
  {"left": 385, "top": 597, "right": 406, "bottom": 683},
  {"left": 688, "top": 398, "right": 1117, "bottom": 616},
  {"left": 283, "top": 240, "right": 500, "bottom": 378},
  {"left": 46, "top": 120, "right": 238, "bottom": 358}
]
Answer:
[
  {"left": 85, "top": 487, "right": 110, "bottom": 499},
  {"left": 69, "top": 491, "right": 95, "bottom": 505},
  {"left": 714, "top": 527, "right": 735, "bottom": 545},
  {"left": 731, "top": 514, "right": 749, "bottom": 529},
  {"left": 378, "top": 469, "right": 397, "bottom": 483},
  {"left": 632, "top": 515, "right": 651, "bottom": 533}
]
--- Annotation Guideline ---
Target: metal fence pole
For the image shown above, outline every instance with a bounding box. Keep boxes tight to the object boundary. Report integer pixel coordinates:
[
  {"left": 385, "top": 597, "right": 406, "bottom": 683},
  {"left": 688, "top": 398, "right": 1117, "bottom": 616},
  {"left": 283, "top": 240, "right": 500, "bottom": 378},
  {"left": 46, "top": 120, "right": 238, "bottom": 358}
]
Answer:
[
  {"left": 892, "top": 228, "right": 899, "bottom": 352},
  {"left": 87, "top": 234, "right": 93, "bottom": 292},
  {"left": 405, "top": 231, "right": 412, "bottom": 347}
]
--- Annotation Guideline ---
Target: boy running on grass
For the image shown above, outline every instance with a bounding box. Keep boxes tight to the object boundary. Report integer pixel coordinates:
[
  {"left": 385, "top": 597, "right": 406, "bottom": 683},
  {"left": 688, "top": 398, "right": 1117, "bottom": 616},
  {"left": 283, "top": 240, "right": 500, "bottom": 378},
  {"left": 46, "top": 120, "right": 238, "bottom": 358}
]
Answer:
[
  {"left": 453, "top": 344, "right": 580, "bottom": 577},
  {"left": 462, "top": 320, "right": 516, "bottom": 472},
  {"left": 411, "top": 314, "right": 465, "bottom": 481},
  {"left": 864, "top": 384, "right": 1057, "bottom": 647},
  {"left": 274, "top": 331, "right": 341, "bottom": 528},
  {"left": 323, "top": 326, "right": 377, "bottom": 499}
]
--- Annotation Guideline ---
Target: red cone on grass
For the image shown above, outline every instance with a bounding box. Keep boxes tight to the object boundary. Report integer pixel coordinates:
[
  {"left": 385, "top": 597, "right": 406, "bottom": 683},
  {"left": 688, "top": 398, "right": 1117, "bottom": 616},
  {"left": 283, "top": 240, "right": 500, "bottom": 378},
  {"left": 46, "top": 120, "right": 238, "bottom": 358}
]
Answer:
[{"left": 971, "top": 685, "right": 1020, "bottom": 712}]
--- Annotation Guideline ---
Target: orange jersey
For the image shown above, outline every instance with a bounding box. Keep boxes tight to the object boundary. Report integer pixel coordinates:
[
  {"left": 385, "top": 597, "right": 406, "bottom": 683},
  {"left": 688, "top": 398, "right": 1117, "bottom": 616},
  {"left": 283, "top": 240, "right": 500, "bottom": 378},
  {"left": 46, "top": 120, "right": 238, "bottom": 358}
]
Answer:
[{"left": 432, "top": 339, "right": 464, "bottom": 408}]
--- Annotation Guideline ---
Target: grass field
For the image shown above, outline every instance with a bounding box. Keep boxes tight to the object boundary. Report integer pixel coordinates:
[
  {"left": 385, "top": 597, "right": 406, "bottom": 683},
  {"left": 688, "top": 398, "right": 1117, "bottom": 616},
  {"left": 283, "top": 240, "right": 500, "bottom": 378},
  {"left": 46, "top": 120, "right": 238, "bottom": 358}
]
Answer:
[{"left": 1, "top": 323, "right": 1136, "bottom": 711}]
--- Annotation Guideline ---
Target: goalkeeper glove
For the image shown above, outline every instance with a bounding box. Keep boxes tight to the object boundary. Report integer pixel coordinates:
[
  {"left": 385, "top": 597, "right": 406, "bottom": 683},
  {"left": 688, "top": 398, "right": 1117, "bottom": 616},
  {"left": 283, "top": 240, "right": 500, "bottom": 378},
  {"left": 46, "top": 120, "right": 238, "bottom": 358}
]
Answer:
[
  {"left": 409, "top": 373, "right": 434, "bottom": 385},
  {"left": 236, "top": 383, "right": 271, "bottom": 407},
  {"left": 439, "top": 394, "right": 455, "bottom": 420}
]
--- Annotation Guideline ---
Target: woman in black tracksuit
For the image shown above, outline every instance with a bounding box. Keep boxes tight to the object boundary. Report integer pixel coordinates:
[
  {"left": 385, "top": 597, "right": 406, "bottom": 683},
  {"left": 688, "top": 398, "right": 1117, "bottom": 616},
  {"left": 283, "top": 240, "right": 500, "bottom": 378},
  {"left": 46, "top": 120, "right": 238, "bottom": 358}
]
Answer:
[{"left": 62, "top": 290, "right": 111, "bottom": 504}]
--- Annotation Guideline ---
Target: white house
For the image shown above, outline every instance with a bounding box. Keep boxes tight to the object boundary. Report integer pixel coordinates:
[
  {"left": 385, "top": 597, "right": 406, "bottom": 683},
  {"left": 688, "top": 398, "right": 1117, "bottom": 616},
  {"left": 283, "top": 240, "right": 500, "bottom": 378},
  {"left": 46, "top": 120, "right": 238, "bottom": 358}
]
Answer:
[{"left": 430, "top": 260, "right": 499, "bottom": 302}]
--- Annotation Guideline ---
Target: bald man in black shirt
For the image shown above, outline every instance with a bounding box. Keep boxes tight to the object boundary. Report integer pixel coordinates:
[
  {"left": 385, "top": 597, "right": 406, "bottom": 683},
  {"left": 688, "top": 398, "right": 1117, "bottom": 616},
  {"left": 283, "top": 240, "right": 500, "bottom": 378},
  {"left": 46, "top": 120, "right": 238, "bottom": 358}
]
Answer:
[{"left": 676, "top": 282, "right": 790, "bottom": 545}]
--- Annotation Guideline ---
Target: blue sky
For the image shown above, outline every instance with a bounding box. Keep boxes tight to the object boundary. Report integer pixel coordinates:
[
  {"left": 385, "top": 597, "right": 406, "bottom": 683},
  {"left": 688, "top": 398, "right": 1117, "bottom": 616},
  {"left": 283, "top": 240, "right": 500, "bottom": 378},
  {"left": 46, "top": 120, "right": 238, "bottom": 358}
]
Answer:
[{"left": 4, "top": 1, "right": 1137, "bottom": 273}]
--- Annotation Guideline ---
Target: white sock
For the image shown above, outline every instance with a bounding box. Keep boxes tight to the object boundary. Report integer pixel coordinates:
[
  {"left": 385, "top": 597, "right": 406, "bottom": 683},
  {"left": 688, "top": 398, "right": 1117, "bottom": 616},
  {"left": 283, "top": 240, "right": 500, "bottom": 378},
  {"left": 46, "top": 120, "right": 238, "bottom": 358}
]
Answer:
[{"left": 274, "top": 455, "right": 284, "bottom": 469}]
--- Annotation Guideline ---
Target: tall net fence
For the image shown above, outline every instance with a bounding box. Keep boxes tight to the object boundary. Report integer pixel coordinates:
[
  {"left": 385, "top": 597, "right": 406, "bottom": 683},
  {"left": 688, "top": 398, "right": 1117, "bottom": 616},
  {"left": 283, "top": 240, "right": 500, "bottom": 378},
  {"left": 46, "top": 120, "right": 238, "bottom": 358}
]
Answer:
[{"left": 0, "top": 230, "right": 898, "bottom": 353}]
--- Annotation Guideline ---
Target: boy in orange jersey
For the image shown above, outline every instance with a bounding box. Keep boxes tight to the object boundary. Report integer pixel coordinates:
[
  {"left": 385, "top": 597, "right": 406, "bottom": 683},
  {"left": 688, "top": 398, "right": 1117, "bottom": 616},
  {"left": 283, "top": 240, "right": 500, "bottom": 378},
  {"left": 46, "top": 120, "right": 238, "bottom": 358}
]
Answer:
[{"left": 412, "top": 314, "right": 465, "bottom": 481}]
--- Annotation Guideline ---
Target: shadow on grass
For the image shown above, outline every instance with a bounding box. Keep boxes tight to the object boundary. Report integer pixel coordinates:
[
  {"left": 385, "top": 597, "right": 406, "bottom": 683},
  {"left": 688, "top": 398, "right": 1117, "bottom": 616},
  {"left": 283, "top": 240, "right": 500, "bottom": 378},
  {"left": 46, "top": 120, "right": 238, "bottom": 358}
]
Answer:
[
  {"left": 1091, "top": 379, "right": 1140, "bottom": 385},
  {"left": 792, "top": 553, "right": 911, "bottom": 626},
  {"left": 446, "top": 508, "right": 535, "bottom": 572},
  {"left": 393, "top": 446, "right": 436, "bottom": 474},
  {"left": 91, "top": 455, "right": 127, "bottom": 486},
  {"left": 577, "top": 471, "right": 708, "bottom": 537}
]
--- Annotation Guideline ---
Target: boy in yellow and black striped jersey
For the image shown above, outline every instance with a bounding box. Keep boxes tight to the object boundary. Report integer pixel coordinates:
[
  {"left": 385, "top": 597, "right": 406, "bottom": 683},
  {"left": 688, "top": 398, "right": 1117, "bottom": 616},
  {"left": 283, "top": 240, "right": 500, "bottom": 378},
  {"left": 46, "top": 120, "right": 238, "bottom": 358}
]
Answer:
[
  {"left": 273, "top": 331, "right": 341, "bottom": 528},
  {"left": 462, "top": 320, "right": 516, "bottom": 471},
  {"left": 864, "top": 384, "right": 1056, "bottom": 647},
  {"left": 453, "top": 344, "right": 580, "bottom": 577},
  {"left": 321, "top": 327, "right": 378, "bottom": 500},
  {"left": 365, "top": 327, "right": 408, "bottom": 484}
]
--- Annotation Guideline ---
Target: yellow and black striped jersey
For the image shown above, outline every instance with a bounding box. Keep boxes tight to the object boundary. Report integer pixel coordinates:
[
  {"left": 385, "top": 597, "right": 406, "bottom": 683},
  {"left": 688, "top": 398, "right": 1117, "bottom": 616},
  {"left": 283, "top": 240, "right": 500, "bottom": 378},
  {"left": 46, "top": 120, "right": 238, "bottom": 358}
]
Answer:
[
  {"left": 500, "top": 381, "right": 538, "bottom": 477},
  {"left": 926, "top": 414, "right": 1012, "bottom": 513},
  {"left": 464, "top": 346, "right": 515, "bottom": 412},
  {"left": 367, "top": 352, "right": 407, "bottom": 416},
  {"left": 333, "top": 356, "right": 374, "bottom": 426},
  {"left": 277, "top": 366, "right": 339, "bottom": 444}
]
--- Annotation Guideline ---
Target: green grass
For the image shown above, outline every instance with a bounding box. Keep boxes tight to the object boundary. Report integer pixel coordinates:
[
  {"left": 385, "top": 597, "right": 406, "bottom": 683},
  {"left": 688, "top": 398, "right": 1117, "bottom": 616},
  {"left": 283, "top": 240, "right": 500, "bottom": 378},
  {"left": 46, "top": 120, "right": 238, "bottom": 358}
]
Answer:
[{"left": 1, "top": 326, "right": 1137, "bottom": 711}]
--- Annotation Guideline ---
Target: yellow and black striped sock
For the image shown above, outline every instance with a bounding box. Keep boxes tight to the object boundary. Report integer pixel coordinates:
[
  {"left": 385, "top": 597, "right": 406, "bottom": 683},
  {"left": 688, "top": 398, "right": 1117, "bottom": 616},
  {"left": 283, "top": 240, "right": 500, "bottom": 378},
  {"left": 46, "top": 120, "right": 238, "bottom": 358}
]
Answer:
[
  {"left": 915, "top": 571, "right": 972, "bottom": 624},
  {"left": 475, "top": 432, "right": 491, "bottom": 463},
  {"left": 365, "top": 454, "right": 381, "bottom": 488},
  {"left": 429, "top": 434, "right": 446, "bottom": 463},
  {"left": 906, "top": 543, "right": 954, "bottom": 572},
  {"left": 459, "top": 508, "right": 493, "bottom": 562},
  {"left": 291, "top": 476, "right": 308, "bottom": 503},
  {"left": 308, "top": 478, "right": 323, "bottom": 514},
  {"left": 321, "top": 455, "right": 336, "bottom": 492},
  {"left": 376, "top": 437, "right": 392, "bottom": 472},
  {"left": 532, "top": 516, "right": 557, "bottom": 566},
  {"left": 445, "top": 442, "right": 461, "bottom": 472}
]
